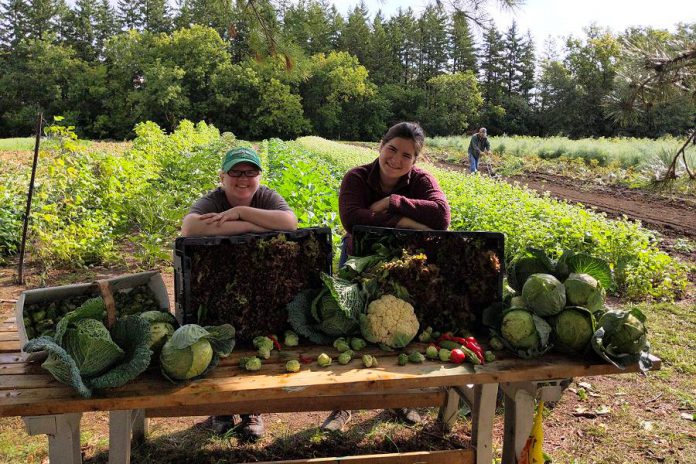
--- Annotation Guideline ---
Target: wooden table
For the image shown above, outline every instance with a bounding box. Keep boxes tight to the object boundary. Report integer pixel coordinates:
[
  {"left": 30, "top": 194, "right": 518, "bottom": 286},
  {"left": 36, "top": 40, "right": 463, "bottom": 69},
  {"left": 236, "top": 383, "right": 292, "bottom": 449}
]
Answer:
[{"left": 0, "top": 317, "right": 660, "bottom": 464}]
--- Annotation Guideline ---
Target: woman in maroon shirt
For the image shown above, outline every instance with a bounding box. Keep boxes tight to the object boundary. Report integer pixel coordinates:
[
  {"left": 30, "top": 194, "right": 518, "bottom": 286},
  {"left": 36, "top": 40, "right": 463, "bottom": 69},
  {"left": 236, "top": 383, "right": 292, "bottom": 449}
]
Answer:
[
  {"left": 337, "top": 121, "right": 451, "bottom": 264},
  {"left": 322, "top": 122, "right": 451, "bottom": 432}
]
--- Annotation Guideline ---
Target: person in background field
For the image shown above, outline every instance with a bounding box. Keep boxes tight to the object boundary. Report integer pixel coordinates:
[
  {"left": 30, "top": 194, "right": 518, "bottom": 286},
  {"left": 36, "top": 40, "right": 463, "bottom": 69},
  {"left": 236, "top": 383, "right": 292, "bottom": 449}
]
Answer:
[
  {"left": 467, "top": 127, "right": 491, "bottom": 173},
  {"left": 181, "top": 146, "right": 298, "bottom": 439},
  {"left": 321, "top": 121, "right": 451, "bottom": 432}
]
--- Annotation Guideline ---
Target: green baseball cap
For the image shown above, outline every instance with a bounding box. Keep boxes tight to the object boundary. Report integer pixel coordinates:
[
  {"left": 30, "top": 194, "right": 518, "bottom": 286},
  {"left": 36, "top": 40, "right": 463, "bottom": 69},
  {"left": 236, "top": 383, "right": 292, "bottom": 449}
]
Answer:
[{"left": 221, "top": 147, "right": 262, "bottom": 172}]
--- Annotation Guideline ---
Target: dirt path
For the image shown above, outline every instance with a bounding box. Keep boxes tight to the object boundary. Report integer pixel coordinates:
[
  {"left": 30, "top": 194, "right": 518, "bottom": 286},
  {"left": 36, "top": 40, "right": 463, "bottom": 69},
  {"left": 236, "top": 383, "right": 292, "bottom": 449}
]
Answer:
[
  {"left": 510, "top": 172, "right": 696, "bottom": 239},
  {"left": 431, "top": 159, "right": 696, "bottom": 260}
]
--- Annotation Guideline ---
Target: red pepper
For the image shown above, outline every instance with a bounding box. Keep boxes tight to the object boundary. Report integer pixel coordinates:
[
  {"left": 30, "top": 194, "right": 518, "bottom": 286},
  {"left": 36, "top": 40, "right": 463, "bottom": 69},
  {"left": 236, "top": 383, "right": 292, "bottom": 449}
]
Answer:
[
  {"left": 299, "top": 354, "right": 313, "bottom": 364},
  {"left": 450, "top": 348, "right": 467, "bottom": 364},
  {"left": 267, "top": 334, "right": 282, "bottom": 351},
  {"left": 463, "top": 340, "right": 485, "bottom": 364}
]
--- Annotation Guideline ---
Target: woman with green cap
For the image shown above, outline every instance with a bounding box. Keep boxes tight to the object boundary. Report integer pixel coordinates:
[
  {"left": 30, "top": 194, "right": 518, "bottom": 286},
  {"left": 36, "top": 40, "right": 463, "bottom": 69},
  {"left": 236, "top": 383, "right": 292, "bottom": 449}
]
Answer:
[
  {"left": 181, "top": 146, "right": 297, "bottom": 439},
  {"left": 181, "top": 146, "right": 298, "bottom": 236}
]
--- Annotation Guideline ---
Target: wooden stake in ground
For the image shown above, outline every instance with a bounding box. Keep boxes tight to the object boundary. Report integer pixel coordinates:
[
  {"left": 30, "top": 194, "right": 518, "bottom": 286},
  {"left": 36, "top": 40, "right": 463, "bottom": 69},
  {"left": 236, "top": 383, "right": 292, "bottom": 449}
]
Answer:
[{"left": 17, "top": 112, "right": 43, "bottom": 285}]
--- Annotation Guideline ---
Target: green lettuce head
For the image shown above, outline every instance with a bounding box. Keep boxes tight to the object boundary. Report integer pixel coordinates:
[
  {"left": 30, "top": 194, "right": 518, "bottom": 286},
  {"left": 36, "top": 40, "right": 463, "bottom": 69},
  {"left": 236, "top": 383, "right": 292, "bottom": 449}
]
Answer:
[
  {"left": 564, "top": 273, "right": 605, "bottom": 311},
  {"left": 552, "top": 306, "right": 595, "bottom": 354},
  {"left": 522, "top": 273, "right": 566, "bottom": 317}
]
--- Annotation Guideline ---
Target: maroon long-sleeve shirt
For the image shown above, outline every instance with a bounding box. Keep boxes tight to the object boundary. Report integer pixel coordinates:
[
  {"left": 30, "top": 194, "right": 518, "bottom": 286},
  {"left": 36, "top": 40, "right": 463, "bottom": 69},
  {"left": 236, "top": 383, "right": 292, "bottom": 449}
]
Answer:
[{"left": 339, "top": 158, "right": 451, "bottom": 254}]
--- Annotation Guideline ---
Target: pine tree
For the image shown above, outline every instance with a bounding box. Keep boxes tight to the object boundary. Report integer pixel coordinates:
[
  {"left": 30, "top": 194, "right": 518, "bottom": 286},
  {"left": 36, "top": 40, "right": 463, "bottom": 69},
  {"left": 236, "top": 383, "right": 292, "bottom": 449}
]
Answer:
[
  {"left": 93, "top": 0, "right": 116, "bottom": 56},
  {"left": 64, "top": 0, "right": 97, "bottom": 60},
  {"left": 518, "top": 31, "right": 536, "bottom": 101},
  {"left": 25, "top": 0, "right": 60, "bottom": 40},
  {"left": 337, "top": 1, "right": 370, "bottom": 65},
  {"left": 117, "top": 0, "right": 142, "bottom": 31},
  {"left": 479, "top": 24, "right": 505, "bottom": 104},
  {"left": 416, "top": 3, "right": 448, "bottom": 86},
  {"left": 0, "top": 0, "right": 29, "bottom": 48},
  {"left": 388, "top": 7, "right": 418, "bottom": 85},
  {"left": 449, "top": 10, "right": 476, "bottom": 74},
  {"left": 142, "top": 0, "right": 171, "bottom": 33},
  {"left": 502, "top": 20, "right": 521, "bottom": 96}
]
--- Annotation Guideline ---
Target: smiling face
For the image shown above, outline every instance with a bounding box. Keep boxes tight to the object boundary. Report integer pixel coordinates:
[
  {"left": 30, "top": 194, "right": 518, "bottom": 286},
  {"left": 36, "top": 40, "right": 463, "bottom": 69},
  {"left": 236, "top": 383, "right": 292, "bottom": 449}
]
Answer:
[
  {"left": 378, "top": 137, "right": 417, "bottom": 186},
  {"left": 220, "top": 162, "right": 261, "bottom": 206}
]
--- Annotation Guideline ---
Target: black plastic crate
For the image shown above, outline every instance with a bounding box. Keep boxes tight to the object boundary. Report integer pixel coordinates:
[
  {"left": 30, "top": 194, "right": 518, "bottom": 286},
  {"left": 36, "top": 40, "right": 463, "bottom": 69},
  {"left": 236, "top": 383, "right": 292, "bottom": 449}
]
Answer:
[
  {"left": 174, "top": 227, "right": 332, "bottom": 344},
  {"left": 352, "top": 226, "right": 504, "bottom": 332}
]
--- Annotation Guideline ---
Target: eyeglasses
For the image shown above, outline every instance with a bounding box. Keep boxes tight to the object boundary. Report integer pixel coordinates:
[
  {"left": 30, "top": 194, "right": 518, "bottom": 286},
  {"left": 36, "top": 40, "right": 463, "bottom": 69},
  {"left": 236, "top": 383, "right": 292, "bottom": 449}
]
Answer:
[{"left": 227, "top": 169, "right": 260, "bottom": 178}]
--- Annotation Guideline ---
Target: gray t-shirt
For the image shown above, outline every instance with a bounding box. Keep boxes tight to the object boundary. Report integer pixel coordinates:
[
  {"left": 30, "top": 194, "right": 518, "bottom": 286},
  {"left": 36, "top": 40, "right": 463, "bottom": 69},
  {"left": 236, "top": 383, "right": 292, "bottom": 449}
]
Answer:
[{"left": 188, "top": 186, "right": 292, "bottom": 215}]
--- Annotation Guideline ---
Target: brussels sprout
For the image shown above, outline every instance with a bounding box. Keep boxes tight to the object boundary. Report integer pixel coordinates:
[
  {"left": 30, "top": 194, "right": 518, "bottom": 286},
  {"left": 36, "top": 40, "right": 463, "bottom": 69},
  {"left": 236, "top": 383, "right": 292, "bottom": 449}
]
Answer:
[
  {"left": 397, "top": 353, "right": 409, "bottom": 365},
  {"left": 438, "top": 348, "right": 451, "bottom": 362},
  {"left": 522, "top": 274, "right": 566, "bottom": 316},
  {"left": 333, "top": 337, "right": 351, "bottom": 353},
  {"left": 253, "top": 336, "right": 274, "bottom": 352},
  {"left": 285, "top": 359, "right": 301, "bottom": 373},
  {"left": 284, "top": 330, "right": 299, "bottom": 347},
  {"left": 350, "top": 337, "right": 367, "bottom": 351},
  {"left": 564, "top": 273, "right": 605, "bottom": 312},
  {"left": 150, "top": 322, "right": 175, "bottom": 352},
  {"left": 484, "top": 351, "right": 496, "bottom": 362},
  {"left": 337, "top": 351, "right": 352, "bottom": 365},
  {"left": 553, "top": 307, "right": 595, "bottom": 354},
  {"left": 408, "top": 351, "right": 425, "bottom": 363},
  {"left": 245, "top": 356, "right": 262, "bottom": 371},
  {"left": 362, "top": 354, "right": 378, "bottom": 368},
  {"left": 31, "top": 309, "right": 46, "bottom": 323},
  {"left": 418, "top": 326, "right": 435, "bottom": 342},
  {"left": 489, "top": 337, "right": 504, "bottom": 351},
  {"left": 317, "top": 353, "right": 332, "bottom": 367},
  {"left": 425, "top": 345, "right": 439, "bottom": 359}
]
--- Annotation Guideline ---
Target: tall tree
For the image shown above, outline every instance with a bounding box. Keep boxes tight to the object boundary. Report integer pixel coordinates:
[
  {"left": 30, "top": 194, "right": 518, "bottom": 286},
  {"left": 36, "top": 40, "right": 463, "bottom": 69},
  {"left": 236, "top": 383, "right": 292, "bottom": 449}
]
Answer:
[
  {"left": 416, "top": 3, "right": 448, "bottom": 86},
  {"left": 388, "top": 7, "right": 418, "bottom": 85},
  {"left": 449, "top": 10, "right": 476, "bottom": 74},
  {"left": 63, "top": 0, "right": 97, "bottom": 60},
  {"left": 142, "top": 0, "right": 171, "bottom": 33},
  {"left": 25, "top": 0, "right": 61, "bottom": 40},
  {"left": 518, "top": 30, "right": 536, "bottom": 101},
  {"left": 0, "top": 0, "right": 29, "bottom": 48},
  {"left": 93, "top": 0, "right": 117, "bottom": 56},
  {"left": 502, "top": 20, "right": 521, "bottom": 95},
  {"left": 479, "top": 24, "right": 505, "bottom": 104},
  {"left": 337, "top": 1, "right": 370, "bottom": 65},
  {"left": 117, "top": 0, "right": 142, "bottom": 30}
]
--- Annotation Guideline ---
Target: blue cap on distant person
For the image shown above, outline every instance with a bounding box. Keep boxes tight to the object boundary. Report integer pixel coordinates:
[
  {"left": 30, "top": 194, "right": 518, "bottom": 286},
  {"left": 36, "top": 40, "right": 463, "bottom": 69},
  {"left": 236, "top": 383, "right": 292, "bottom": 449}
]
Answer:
[{"left": 221, "top": 147, "right": 262, "bottom": 172}]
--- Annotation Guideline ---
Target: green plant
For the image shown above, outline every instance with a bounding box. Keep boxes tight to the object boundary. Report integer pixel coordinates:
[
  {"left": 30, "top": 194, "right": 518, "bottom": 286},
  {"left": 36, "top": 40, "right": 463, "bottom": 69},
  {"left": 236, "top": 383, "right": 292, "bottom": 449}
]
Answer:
[{"left": 522, "top": 274, "right": 567, "bottom": 317}]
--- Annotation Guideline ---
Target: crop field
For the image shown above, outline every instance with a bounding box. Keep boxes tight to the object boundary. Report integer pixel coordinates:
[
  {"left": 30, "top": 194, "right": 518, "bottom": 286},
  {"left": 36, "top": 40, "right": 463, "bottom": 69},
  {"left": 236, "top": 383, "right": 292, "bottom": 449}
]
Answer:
[
  {"left": 0, "top": 123, "right": 694, "bottom": 463},
  {"left": 426, "top": 135, "right": 696, "bottom": 195}
]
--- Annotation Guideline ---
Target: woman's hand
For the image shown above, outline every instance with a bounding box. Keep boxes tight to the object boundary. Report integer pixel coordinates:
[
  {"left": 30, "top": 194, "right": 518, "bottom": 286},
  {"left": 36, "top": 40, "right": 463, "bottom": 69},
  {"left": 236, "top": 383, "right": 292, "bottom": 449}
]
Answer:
[
  {"left": 396, "top": 217, "right": 432, "bottom": 230},
  {"left": 369, "top": 196, "right": 391, "bottom": 213},
  {"left": 201, "top": 208, "right": 242, "bottom": 224}
]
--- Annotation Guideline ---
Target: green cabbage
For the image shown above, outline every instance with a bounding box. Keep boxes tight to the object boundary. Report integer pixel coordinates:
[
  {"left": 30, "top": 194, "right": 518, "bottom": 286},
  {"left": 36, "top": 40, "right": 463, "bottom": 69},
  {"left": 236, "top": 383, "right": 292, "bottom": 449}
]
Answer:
[
  {"left": 592, "top": 308, "right": 651, "bottom": 371},
  {"left": 552, "top": 306, "right": 595, "bottom": 354},
  {"left": 499, "top": 309, "right": 552, "bottom": 358},
  {"left": 564, "top": 273, "right": 605, "bottom": 311},
  {"left": 522, "top": 274, "right": 566, "bottom": 317},
  {"left": 159, "top": 324, "right": 235, "bottom": 381},
  {"left": 63, "top": 318, "right": 125, "bottom": 377}
]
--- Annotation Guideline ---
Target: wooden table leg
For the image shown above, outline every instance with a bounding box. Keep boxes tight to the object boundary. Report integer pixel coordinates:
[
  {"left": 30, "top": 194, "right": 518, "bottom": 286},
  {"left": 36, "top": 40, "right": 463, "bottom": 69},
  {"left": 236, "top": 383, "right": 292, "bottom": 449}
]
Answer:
[
  {"left": 23, "top": 413, "right": 83, "bottom": 464},
  {"left": 501, "top": 381, "right": 563, "bottom": 464},
  {"left": 110, "top": 409, "right": 147, "bottom": 464},
  {"left": 471, "top": 384, "right": 498, "bottom": 464},
  {"left": 439, "top": 387, "right": 461, "bottom": 430}
]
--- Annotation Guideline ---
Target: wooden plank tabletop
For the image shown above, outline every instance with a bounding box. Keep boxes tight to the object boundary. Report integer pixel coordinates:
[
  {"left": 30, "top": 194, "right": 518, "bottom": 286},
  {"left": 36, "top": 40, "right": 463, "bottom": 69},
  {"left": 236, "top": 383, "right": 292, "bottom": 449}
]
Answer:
[{"left": 0, "top": 318, "right": 661, "bottom": 418}]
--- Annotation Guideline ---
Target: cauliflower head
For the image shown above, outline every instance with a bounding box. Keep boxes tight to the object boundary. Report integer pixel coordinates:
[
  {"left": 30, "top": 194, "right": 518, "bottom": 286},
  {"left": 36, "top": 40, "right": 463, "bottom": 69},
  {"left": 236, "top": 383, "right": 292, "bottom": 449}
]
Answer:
[{"left": 360, "top": 295, "right": 419, "bottom": 348}]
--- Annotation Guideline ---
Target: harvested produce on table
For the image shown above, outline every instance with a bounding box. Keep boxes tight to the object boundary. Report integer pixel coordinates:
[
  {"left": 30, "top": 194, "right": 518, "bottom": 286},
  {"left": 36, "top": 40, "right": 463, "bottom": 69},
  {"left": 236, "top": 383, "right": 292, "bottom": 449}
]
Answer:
[
  {"left": 522, "top": 274, "right": 566, "bottom": 317},
  {"left": 360, "top": 295, "right": 419, "bottom": 349},
  {"left": 160, "top": 323, "right": 236, "bottom": 381},
  {"left": 362, "top": 354, "right": 378, "bottom": 367},
  {"left": 285, "top": 359, "right": 301, "bottom": 373},
  {"left": 551, "top": 306, "right": 596, "bottom": 354},
  {"left": 23, "top": 297, "right": 153, "bottom": 398},
  {"left": 317, "top": 353, "right": 332, "bottom": 367},
  {"left": 408, "top": 351, "right": 425, "bottom": 363},
  {"left": 564, "top": 273, "right": 605, "bottom": 312},
  {"left": 244, "top": 357, "right": 262, "bottom": 371},
  {"left": 283, "top": 330, "right": 299, "bottom": 347},
  {"left": 350, "top": 337, "right": 367, "bottom": 351},
  {"left": 333, "top": 337, "right": 351, "bottom": 352},
  {"left": 397, "top": 353, "right": 409, "bottom": 365},
  {"left": 190, "top": 233, "right": 331, "bottom": 344},
  {"left": 140, "top": 310, "right": 178, "bottom": 357},
  {"left": 338, "top": 351, "right": 353, "bottom": 365},
  {"left": 592, "top": 308, "right": 651, "bottom": 371},
  {"left": 499, "top": 309, "right": 552, "bottom": 358}
]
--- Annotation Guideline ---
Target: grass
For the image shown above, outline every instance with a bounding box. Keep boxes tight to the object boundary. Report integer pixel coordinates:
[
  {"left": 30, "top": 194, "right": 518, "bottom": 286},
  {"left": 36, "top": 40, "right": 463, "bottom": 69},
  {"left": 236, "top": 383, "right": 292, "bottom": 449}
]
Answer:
[{"left": 0, "top": 138, "right": 35, "bottom": 151}]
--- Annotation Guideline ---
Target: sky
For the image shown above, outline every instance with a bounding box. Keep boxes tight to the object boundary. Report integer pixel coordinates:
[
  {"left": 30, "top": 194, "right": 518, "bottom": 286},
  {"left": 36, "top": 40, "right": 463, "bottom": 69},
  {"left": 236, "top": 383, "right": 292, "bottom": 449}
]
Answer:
[{"left": 336, "top": 0, "right": 693, "bottom": 51}]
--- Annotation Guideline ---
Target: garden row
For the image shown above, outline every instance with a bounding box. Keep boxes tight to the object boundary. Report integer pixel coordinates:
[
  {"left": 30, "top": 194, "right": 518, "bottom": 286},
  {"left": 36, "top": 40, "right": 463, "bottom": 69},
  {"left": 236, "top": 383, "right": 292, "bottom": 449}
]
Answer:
[{"left": 0, "top": 122, "right": 688, "bottom": 301}]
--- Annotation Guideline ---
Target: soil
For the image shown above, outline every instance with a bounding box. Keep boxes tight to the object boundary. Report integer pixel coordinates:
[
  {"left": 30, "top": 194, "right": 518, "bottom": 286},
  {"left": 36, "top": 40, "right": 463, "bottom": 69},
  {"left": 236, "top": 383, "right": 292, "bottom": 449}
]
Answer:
[{"left": 431, "top": 160, "right": 696, "bottom": 262}]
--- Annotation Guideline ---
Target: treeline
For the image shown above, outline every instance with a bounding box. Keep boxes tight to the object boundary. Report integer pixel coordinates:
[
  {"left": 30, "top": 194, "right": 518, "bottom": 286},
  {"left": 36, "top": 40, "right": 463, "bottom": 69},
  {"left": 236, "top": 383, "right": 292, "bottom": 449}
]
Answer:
[{"left": 0, "top": 0, "right": 693, "bottom": 140}]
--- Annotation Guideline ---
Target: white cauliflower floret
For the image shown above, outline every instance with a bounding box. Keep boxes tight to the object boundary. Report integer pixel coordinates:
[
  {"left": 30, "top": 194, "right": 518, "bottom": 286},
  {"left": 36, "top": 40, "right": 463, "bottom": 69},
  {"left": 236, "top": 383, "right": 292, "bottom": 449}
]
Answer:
[{"left": 360, "top": 295, "right": 419, "bottom": 348}]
